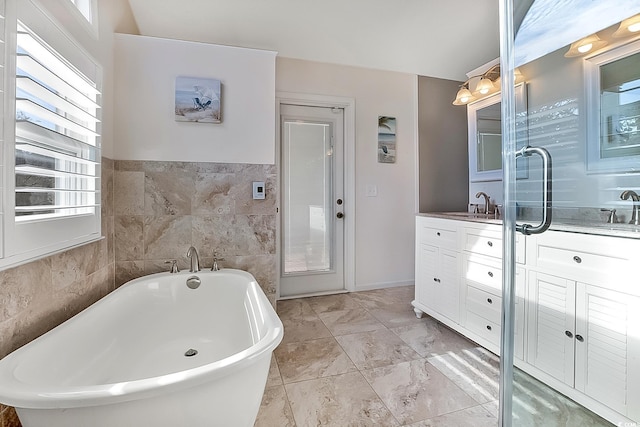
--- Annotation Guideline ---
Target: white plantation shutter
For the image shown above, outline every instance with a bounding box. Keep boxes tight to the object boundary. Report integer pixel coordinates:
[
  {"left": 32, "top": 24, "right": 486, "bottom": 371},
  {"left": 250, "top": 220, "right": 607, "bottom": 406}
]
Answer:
[{"left": 0, "top": 0, "right": 102, "bottom": 269}]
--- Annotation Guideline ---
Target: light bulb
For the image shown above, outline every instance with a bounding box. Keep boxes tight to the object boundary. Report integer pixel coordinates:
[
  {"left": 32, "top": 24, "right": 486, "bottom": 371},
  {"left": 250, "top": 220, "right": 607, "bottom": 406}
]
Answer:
[
  {"left": 629, "top": 22, "right": 640, "bottom": 32},
  {"left": 578, "top": 43, "right": 593, "bottom": 53},
  {"left": 461, "top": 95, "right": 470, "bottom": 103}
]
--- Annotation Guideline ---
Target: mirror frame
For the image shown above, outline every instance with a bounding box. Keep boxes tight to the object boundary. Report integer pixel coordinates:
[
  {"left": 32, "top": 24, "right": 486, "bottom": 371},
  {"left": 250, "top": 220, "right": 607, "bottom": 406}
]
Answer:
[{"left": 467, "top": 82, "right": 527, "bottom": 182}]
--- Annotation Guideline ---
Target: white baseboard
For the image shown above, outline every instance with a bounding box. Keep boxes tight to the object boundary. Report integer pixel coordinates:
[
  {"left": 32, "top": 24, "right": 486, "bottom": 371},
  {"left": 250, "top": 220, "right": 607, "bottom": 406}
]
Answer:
[{"left": 354, "top": 280, "right": 414, "bottom": 292}]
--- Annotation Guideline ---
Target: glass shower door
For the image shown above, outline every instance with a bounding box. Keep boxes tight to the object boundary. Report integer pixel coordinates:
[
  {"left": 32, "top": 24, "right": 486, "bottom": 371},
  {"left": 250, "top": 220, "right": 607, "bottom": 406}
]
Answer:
[{"left": 500, "top": 2, "right": 640, "bottom": 426}]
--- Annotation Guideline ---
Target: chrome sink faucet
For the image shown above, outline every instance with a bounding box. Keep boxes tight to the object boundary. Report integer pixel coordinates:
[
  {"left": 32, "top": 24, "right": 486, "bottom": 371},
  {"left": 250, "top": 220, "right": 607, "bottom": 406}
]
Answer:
[
  {"left": 475, "top": 192, "right": 492, "bottom": 215},
  {"left": 186, "top": 246, "right": 200, "bottom": 272},
  {"left": 620, "top": 190, "right": 640, "bottom": 225}
]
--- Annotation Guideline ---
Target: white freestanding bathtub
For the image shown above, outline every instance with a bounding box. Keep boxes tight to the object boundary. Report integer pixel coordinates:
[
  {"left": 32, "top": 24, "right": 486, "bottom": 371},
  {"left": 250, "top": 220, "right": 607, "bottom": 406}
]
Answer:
[{"left": 0, "top": 269, "right": 283, "bottom": 427}]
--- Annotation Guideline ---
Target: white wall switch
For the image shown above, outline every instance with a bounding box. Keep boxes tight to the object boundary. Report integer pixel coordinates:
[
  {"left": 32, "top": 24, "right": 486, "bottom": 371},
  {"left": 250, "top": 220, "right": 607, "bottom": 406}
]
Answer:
[
  {"left": 366, "top": 184, "right": 378, "bottom": 197},
  {"left": 252, "top": 181, "right": 266, "bottom": 200}
]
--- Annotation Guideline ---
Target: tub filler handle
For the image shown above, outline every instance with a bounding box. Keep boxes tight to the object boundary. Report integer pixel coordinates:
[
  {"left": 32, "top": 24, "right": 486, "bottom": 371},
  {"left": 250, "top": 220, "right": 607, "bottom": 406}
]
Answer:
[
  {"left": 212, "top": 252, "right": 225, "bottom": 271},
  {"left": 165, "top": 259, "right": 180, "bottom": 273}
]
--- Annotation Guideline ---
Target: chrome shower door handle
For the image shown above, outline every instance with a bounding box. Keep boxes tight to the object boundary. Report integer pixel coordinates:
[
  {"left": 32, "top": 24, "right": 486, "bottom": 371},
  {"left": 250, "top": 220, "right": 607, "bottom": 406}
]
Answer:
[{"left": 515, "top": 145, "right": 552, "bottom": 235}]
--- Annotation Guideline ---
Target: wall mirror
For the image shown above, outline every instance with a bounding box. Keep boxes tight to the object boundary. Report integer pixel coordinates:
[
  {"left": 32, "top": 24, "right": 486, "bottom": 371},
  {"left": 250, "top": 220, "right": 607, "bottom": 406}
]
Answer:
[
  {"left": 586, "top": 39, "right": 640, "bottom": 173},
  {"left": 468, "top": 83, "right": 527, "bottom": 182}
]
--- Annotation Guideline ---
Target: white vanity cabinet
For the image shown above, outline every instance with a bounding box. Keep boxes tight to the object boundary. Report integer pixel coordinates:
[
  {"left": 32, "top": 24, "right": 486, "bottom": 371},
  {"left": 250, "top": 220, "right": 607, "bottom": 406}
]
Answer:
[
  {"left": 526, "top": 231, "right": 640, "bottom": 422},
  {"left": 413, "top": 217, "right": 461, "bottom": 326},
  {"left": 414, "top": 214, "right": 640, "bottom": 425}
]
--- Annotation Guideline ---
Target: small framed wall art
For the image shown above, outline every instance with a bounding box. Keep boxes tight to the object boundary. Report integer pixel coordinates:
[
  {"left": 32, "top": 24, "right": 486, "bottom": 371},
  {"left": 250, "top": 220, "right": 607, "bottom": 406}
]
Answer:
[
  {"left": 378, "top": 116, "right": 396, "bottom": 163},
  {"left": 175, "top": 76, "right": 222, "bottom": 123}
]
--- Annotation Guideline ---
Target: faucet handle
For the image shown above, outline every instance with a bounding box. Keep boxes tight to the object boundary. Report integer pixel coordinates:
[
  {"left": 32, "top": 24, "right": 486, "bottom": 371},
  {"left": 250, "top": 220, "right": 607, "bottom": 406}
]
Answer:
[
  {"left": 600, "top": 208, "right": 617, "bottom": 224},
  {"left": 211, "top": 252, "right": 225, "bottom": 271},
  {"left": 165, "top": 259, "right": 180, "bottom": 273}
]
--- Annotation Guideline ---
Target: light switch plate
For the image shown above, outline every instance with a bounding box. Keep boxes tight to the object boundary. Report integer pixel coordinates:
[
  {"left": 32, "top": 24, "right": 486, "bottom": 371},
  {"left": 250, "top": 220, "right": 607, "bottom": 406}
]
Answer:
[
  {"left": 253, "top": 181, "right": 265, "bottom": 200},
  {"left": 366, "top": 184, "right": 378, "bottom": 197}
]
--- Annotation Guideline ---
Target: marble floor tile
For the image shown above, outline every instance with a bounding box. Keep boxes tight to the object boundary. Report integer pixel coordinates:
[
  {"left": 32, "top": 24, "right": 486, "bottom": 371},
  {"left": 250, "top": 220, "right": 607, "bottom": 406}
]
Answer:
[
  {"left": 306, "top": 293, "right": 361, "bottom": 314},
  {"left": 335, "top": 329, "right": 421, "bottom": 370},
  {"left": 265, "top": 354, "right": 282, "bottom": 388},
  {"left": 481, "top": 372, "right": 613, "bottom": 426},
  {"left": 350, "top": 288, "right": 403, "bottom": 309},
  {"left": 509, "top": 370, "right": 612, "bottom": 427},
  {"left": 350, "top": 286, "right": 415, "bottom": 310},
  {"left": 274, "top": 337, "right": 357, "bottom": 383},
  {"left": 277, "top": 299, "right": 317, "bottom": 321},
  {"left": 391, "top": 316, "right": 479, "bottom": 357},
  {"left": 318, "top": 307, "right": 386, "bottom": 336},
  {"left": 362, "top": 359, "right": 478, "bottom": 425},
  {"left": 427, "top": 346, "right": 500, "bottom": 404},
  {"left": 254, "top": 385, "right": 296, "bottom": 427},
  {"left": 404, "top": 404, "right": 497, "bottom": 427},
  {"left": 280, "top": 316, "right": 333, "bottom": 345},
  {"left": 367, "top": 304, "right": 422, "bottom": 328},
  {"left": 285, "top": 372, "right": 400, "bottom": 427}
]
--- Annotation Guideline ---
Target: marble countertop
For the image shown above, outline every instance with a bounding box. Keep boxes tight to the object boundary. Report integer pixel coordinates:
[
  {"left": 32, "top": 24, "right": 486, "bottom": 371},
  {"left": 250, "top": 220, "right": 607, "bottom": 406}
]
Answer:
[{"left": 418, "top": 212, "right": 640, "bottom": 240}]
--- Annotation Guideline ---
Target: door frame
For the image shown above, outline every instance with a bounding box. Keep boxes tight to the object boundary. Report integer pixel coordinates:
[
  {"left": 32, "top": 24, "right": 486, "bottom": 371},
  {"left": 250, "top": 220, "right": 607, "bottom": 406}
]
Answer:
[{"left": 275, "top": 92, "right": 356, "bottom": 299}]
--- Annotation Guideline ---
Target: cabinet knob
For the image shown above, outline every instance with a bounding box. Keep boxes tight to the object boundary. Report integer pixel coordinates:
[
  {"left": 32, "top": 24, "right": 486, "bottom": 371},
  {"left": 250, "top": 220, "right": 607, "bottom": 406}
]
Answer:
[
  {"left": 487, "top": 241, "right": 493, "bottom": 247},
  {"left": 487, "top": 298, "right": 493, "bottom": 304},
  {"left": 565, "top": 330, "right": 573, "bottom": 338},
  {"left": 488, "top": 271, "right": 494, "bottom": 278},
  {"left": 573, "top": 255, "right": 582, "bottom": 264},
  {"left": 576, "top": 334, "right": 584, "bottom": 342},
  {"left": 436, "top": 232, "right": 441, "bottom": 236},
  {"left": 433, "top": 278, "right": 440, "bottom": 283},
  {"left": 486, "top": 325, "right": 492, "bottom": 331}
]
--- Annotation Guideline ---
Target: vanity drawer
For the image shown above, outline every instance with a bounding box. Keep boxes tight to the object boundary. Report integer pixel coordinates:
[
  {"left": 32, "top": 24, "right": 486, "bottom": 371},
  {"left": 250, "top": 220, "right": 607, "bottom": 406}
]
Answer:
[
  {"left": 463, "top": 254, "right": 502, "bottom": 294},
  {"left": 463, "top": 225, "right": 526, "bottom": 263},
  {"left": 530, "top": 231, "right": 639, "bottom": 292},
  {"left": 467, "top": 285, "right": 501, "bottom": 324},
  {"left": 417, "top": 218, "right": 458, "bottom": 250},
  {"left": 466, "top": 310, "right": 501, "bottom": 348},
  {"left": 463, "top": 227, "right": 502, "bottom": 258}
]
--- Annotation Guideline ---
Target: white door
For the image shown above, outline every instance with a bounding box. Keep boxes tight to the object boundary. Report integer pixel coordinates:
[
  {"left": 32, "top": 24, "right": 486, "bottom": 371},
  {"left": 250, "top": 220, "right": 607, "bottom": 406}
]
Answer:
[{"left": 279, "top": 104, "right": 345, "bottom": 297}]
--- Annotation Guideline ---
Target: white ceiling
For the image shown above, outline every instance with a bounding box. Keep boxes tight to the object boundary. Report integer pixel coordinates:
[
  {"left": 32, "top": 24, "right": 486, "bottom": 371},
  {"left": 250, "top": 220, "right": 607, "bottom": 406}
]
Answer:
[{"left": 125, "top": 0, "right": 500, "bottom": 81}]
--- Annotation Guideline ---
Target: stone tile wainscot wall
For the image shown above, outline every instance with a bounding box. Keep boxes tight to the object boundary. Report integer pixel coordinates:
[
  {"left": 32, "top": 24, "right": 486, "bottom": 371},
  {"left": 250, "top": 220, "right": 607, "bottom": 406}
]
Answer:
[
  {"left": 114, "top": 160, "right": 277, "bottom": 305},
  {"left": 0, "top": 157, "right": 115, "bottom": 427}
]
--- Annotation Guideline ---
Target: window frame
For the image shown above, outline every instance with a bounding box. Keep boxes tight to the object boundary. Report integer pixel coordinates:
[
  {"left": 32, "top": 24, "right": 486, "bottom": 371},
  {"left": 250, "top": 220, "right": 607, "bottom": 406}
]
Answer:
[
  {"left": 0, "top": 0, "right": 103, "bottom": 271},
  {"left": 63, "top": 0, "right": 99, "bottom": 39},
  {"left": 585, "top": 39, "right": 640, "bottom": 173}
]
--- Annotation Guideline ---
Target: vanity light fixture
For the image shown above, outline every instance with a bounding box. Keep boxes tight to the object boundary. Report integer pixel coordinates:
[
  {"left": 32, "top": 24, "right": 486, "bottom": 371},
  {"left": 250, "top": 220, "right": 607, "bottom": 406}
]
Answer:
[
  {"left": 564, "top": 33, "right": 607, "bottom": 57},
  {"left": 612, "top": 14, "right": 640, "bottom": 38},
  {"left": 452, "top": 83, "right": 476, "bottom": 105},
  {"left": 453, "top": 64, "right": 501, "bottom": 105},
  {"left": 453, "top": 63, "right": 520, "bottom": 106}
]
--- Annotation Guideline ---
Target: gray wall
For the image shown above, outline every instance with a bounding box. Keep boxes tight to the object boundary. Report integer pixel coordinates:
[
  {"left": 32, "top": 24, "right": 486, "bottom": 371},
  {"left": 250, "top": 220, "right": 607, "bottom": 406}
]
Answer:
[{"left": 418, "top": 76, "right": 469, "bottom": 212}]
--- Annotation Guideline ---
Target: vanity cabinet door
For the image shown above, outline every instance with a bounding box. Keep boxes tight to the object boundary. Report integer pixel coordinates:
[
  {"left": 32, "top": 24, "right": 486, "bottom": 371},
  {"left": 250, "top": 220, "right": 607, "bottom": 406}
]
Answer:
[
  {"left": 416, "top": 243, "right": 460, "bottom": 324},
  {"left": 527, "top": 271, "right": 576, "bottom": 387},
  {"left": 416, "top": 244, "right": 438, "bottom": 312},
  {"left": 437, "top": 248, "right": 461, "bottom": 324},
  {"left": 574, "top": 283, "right": 640, "bottom": 419}
]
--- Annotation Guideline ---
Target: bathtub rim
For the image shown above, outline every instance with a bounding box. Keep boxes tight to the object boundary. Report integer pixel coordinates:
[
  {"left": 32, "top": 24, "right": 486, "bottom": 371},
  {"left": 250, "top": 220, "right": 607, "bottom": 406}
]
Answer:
[{"left": 0, "top": 269, "right": 283, "bottom": 409}]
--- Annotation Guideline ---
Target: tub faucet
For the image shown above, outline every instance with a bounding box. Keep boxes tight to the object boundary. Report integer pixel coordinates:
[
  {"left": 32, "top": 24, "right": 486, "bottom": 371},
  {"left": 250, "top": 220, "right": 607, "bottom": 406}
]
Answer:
[
  {"left": 186, "top": 246, "right": 200, "bottom": 272},
  {"left": 620, "top": 190, "right": 640, "bottom": 225},
  {"left": 475, "top": 192, "right": 492, "bottom": 215}
]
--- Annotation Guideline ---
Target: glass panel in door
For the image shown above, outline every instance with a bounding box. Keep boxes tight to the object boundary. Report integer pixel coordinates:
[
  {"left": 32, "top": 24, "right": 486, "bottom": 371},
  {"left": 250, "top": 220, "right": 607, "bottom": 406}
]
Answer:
[
  {"left": 501, "top": 2, "right": 640, "bottom": 426},
  {"left": 280, "top": 104, "right": 345, "bottom": 297}
]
